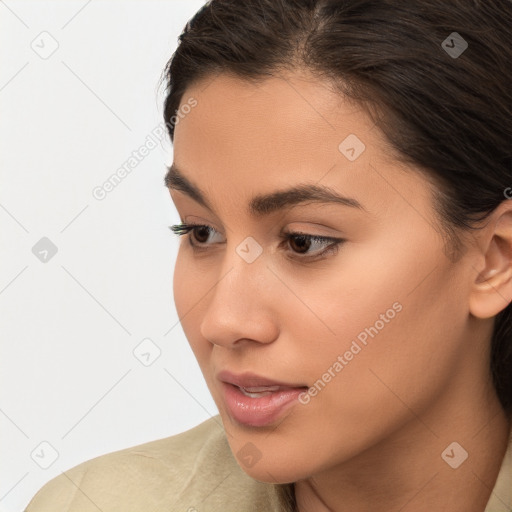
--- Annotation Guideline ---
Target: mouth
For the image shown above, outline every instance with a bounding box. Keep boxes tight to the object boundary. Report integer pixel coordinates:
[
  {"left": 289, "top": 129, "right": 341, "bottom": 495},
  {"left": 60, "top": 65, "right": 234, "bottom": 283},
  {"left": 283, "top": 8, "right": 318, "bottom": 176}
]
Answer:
[
  {"left": 216, "top": 371, "right": 309, "bottom": 427},
  {"left": 216, "top": 369, "right": 307, "bottom": 389},
  {"left": 236, "top": 385, "right": 283, "bottom": 398}
]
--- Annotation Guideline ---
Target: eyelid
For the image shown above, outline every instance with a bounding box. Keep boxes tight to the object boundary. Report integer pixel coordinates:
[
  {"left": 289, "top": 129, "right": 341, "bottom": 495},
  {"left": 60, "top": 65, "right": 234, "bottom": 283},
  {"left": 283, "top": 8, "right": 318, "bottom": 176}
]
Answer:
[
  {"left": 169, "top": 222, "right": 343, "bottom": 240},
  {"left": 169, "top": 221, "right": 219, "bottom": 237},
  {"left": 168, "top": 222, "right": 345, "bottom": 260}
]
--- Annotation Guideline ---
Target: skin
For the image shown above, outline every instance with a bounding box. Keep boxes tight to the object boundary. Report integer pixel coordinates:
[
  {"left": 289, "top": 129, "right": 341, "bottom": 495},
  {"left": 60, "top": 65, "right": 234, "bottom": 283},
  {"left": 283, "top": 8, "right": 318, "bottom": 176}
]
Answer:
[{"left": 167, "top": 69, "right": 512, "bottom": 511}]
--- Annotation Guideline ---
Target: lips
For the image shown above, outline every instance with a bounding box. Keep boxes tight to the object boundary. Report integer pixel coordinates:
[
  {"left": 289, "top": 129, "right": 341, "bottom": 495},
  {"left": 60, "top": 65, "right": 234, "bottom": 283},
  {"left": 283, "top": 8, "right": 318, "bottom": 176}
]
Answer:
[
  {"left": 216, "top": 370, "right": 308, "bottom": 427},
  {"left": 216, "top": 370, "right": 307, "bottom": 389}
]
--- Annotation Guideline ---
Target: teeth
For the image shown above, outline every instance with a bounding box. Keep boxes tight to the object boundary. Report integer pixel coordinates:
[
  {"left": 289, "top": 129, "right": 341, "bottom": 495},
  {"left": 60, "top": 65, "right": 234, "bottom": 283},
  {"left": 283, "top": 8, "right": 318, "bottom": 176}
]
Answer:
[
  {"left": 238, "top": 385, "right": 280, "bottom": 397},
  {"left": 243, "top": 385, "right": 280, "bottom": 392}
]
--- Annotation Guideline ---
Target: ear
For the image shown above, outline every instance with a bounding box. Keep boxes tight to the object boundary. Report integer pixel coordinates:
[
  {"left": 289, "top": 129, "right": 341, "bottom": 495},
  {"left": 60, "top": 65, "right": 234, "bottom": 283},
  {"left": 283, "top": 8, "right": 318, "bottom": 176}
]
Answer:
[{"left": 469, "top": 200, "right": 512, "bottom": 319}]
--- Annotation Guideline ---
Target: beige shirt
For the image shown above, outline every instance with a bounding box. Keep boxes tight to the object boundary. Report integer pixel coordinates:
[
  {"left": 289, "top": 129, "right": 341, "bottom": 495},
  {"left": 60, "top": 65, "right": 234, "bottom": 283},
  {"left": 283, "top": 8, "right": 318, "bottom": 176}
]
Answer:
[{"left": 25, "top": 415, "right": 512, "bottom": 511}]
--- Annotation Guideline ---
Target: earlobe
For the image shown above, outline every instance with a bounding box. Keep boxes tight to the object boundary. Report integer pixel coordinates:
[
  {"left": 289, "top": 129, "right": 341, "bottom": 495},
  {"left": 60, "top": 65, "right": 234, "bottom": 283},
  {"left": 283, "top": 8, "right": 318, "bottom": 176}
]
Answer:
[{"left": 469, "top": 202, "right": 512, "bottom": 319}]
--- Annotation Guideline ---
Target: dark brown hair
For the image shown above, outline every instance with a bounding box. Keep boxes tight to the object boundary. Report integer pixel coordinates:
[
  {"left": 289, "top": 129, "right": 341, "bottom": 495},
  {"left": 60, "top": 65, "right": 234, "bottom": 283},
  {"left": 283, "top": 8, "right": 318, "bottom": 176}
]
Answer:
[{"left": 161, "top": 0, "right": 512, "bottom": 417}]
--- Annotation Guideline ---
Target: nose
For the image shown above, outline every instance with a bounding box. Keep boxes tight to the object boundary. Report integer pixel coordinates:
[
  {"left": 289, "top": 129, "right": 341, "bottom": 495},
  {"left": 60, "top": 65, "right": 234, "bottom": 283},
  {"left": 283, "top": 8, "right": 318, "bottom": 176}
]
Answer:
[{"left": 199, "top": 254, "right": 279, "bottom": 349}]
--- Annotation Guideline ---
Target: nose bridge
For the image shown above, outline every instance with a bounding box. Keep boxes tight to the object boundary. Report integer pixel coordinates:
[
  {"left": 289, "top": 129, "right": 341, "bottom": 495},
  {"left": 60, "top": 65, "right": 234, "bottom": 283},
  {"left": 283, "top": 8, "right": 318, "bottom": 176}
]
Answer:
[
  {"left": 199, "top": 241, "right": 277, "bottom": 346},
  {"left": 214, "top": 234, "right": 268, "bottom": 305}
]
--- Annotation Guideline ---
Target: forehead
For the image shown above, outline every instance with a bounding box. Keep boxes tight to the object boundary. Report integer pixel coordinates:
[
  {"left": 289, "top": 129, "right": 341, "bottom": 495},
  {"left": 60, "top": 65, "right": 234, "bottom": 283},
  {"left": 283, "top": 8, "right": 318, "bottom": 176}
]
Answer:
[
  {"left": 175, "top": 70, "right": 374, "bottom": 155},
  {"left": 171, "top": 71, "right": 434, "bottom": 221}
]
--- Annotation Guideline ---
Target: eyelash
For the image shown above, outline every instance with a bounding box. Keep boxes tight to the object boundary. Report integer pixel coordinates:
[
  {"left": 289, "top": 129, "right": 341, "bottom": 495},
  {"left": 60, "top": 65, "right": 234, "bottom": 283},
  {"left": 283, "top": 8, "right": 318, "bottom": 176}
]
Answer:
[{"left": 168, "top": 222, "right": 344, "bottom": 261}]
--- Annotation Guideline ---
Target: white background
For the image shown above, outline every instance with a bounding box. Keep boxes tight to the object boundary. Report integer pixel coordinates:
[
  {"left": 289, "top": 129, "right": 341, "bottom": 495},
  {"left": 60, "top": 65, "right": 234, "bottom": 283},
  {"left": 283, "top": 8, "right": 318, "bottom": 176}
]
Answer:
[{"left": 0, "top": 2, "right": 218, "bottom": 511}]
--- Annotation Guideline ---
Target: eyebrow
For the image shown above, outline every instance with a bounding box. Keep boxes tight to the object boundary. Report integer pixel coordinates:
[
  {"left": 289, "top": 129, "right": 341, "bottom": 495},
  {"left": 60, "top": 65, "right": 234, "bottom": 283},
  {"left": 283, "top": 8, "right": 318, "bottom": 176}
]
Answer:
[{"left": 164, "top": 163, "right": 365, "bottom": 216}]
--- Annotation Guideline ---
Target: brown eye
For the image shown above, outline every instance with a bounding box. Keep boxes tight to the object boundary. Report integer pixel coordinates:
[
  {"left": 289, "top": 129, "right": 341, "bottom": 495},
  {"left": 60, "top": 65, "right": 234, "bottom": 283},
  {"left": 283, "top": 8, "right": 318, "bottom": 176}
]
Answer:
[
  {"left": 281, "top": 231, "right": 345, "bottom": 261},
  {"left": 288, "top": 234, "right": 312, "bottom": 254},
  {"left": 169, "top": 223, "right": 344, "bottom": 261},
  {"left": 191, "top": 226, "right": 212, "bottom": 244},
  {"left": 169, "top": 223, "right": 223, "bottom": 247}
]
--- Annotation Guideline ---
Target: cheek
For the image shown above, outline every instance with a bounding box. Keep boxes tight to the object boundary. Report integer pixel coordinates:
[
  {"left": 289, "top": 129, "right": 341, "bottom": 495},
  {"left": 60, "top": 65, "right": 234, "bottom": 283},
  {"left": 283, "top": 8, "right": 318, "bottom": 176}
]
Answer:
[
  {"left": 292, "top": 245, "right": 467, "bottom": 441},
  {"left": 172, "top": 249, "right": 210, "bottom": 361},
  {"left": 172, "top": 249, "right": 190, "bottom": 323}
]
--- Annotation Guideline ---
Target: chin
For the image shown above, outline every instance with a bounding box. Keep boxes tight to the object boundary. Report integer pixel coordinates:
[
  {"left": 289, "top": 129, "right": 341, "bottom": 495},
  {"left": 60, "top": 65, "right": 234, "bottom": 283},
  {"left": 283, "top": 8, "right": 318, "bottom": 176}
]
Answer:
[
  {"left": 234, "top": 456, "right": 308, "bottom": 485},
  {"left": 224, "top": 431, "right": 322, "bottom": 484}
]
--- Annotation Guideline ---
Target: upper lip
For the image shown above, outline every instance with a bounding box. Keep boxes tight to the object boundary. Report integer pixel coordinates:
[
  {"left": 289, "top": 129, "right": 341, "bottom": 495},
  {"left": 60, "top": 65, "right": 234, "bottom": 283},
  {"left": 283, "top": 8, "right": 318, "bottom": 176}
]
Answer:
[{"left": 217, "top": 370, "right": 307, "bottom": 389}]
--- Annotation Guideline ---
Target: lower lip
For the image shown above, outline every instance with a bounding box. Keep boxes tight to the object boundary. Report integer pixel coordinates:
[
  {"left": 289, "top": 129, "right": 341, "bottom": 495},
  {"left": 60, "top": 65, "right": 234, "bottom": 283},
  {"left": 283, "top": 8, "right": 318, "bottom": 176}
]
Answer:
[{"left": 221, "top": 382, "right": 306, "bottom": 427}]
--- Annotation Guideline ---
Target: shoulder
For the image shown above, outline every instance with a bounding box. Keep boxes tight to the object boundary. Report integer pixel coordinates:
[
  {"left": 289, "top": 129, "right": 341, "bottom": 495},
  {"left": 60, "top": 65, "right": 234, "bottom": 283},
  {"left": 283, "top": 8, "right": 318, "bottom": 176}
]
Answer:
[{"left": 25, "top": 415, "right": 283, "bottom": 512}]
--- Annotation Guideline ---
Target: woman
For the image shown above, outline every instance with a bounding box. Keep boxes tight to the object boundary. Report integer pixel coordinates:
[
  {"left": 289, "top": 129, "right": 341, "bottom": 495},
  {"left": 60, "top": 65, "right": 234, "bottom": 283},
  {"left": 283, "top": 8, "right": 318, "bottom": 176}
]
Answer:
[{"left": 26, "top": 0, "right": 512, "bottom": 510}]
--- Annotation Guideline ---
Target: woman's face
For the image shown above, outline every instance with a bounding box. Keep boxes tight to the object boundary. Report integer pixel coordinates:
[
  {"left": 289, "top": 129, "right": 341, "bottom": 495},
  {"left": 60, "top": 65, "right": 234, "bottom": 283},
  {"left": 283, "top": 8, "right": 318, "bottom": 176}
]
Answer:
[{"left": 169, "top": 71, "right": 482, "bottom": 483}]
